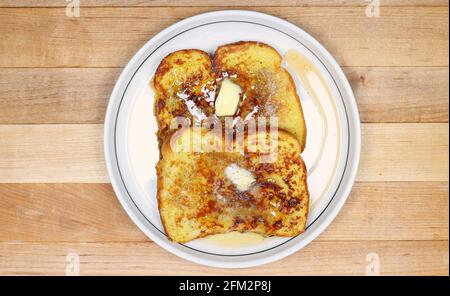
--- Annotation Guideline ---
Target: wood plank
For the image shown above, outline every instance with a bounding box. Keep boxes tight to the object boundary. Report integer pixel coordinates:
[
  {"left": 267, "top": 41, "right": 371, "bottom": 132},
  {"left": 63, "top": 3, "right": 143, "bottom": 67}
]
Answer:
[
  {"left": 0, "top": 124, "right": 107, "bottom": 183},
  {"left": 0, "top": 7, "right": 447, "bottom": 67},
  {"left": 0, "top": 183, "right": 144, "bottom": 242},
  {"left": 0, "top": 0, "right": 447, "bottom": 7},
  {"left": 358, "top": 123, "right": 449, "bottom": 182},
  {"left": 0, "top": 123, "right": 447, "bottom": 183},
  {"left": 0, "top": 67, "right": 447, "bottom": 124},
  {"left": 322, "top": 182, "right": 449, "bottom": 241},
  {"left": 0, "top": 182, "right": 447, "bottom": 242},
  {"left": 0, "top": 68, "right": 120, "bottom": 124},
  {"left": 0, "top": 241, "right": 447, "bottom": 275},
  {"left": 346, "top": 67, "right": 449, "bottom": 123}
]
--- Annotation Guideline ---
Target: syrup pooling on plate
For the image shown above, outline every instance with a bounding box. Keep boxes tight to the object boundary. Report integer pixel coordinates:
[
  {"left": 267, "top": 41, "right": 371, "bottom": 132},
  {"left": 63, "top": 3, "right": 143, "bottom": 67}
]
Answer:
[
  {"left": 283, "top": 49, "right": 341, "bottom": 208},
  {"left": 201, "top": 231, "right": 266, "bottom": 247},
  {"left": 283, "top": 50, "right": 329, "bottom": 174}
]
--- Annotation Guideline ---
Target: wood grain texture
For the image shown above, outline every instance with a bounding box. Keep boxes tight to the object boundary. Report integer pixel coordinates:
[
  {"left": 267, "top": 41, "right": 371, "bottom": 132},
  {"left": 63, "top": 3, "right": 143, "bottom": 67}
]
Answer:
[
  {"left": 0, "top": 7, "right": 448, "bottom": 67},
  {"left": 346, "top": 67, "right": 449, "bottom": 123},
  {"left": 0, "top": 182, "right": 447, "bottom": 242},
  {"left": 0, "top": 0, "right": 447, "bottom": 7},
  {"left": 0, "top": 124, "right": 107, "bottom": 183},
  {"left": 0, "top": 2, "right": 448, "bottom": 275},
  {"left": 0, "top": 241, "right": 447, "bottom": 275},
  {"left": 0, "top": 67, "right": 448, "bottom": 124},
  {"left": 0, "top": 68, "right": 120, "bottom": 124},
  {"left": 358, "top": 123, "right": 449, "bottom": 182},
  {"left": 0, "top": 123, "right": 447, "bottom": 183}
]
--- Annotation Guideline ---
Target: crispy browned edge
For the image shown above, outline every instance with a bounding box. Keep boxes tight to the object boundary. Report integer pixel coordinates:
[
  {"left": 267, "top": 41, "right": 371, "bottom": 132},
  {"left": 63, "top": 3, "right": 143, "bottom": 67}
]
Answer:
[
  {"left": 156, "top": 157, "right": 170, "bottom": 240},
  {"left": 156, "top": 128, "right": 310, "bottom": 242},
  {"left": 213, "top": 41, "right": 307, "bottom": 153}
]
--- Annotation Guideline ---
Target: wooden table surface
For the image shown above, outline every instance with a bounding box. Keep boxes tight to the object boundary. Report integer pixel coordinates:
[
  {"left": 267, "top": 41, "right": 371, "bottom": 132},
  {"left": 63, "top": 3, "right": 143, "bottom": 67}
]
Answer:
[{"left": 0, "top": 0, "right": 448, "bottom": 275}]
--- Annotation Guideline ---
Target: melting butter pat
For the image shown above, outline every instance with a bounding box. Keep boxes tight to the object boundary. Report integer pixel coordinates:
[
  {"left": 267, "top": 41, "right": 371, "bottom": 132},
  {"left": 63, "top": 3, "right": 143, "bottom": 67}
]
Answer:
[
  {"left": 215, "top": 79, "right": 242, "bottom": 116},
  {"left": 224, "top": 164, "right": 255, "bottom": 191}
]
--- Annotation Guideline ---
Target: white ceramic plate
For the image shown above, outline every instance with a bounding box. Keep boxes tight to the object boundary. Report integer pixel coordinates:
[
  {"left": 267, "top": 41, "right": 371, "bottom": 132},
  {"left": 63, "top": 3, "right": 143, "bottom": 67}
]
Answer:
[{"left": 104, "top": 10, "right": 360, "bottom": 268}]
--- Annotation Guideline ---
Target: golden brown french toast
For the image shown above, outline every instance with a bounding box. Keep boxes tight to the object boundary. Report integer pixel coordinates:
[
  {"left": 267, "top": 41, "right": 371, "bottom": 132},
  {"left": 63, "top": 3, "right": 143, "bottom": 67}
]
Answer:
[
  {"left": 213, "top": 41, "right": 307, "bottom": 151},
  {"left": 153, "top": 42, "right": 310, "bottom": 243},
  {"left": 152, "top": 42, "right": 307, "bottom": 152},
  {"left": 152, "top": 49, "right": 216, "bottom": 148},
  {"left": 156, "top": 128, "right": 309, "bottom": 243}
]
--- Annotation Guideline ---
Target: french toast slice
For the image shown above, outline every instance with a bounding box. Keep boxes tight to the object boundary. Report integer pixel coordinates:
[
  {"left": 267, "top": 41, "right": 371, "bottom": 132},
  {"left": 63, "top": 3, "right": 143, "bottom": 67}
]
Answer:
[
  {"left": 213, "top": 41, "right": 307, "bottom": 152},
  {"left": 156, "top": 128, "right": 309, "bottom": 243},
  {"left": 152, "top": 49, "right": 217, "bottom": 148},
  {"left": 152, "top": 42, "right": 307, "bottom": 153}
]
